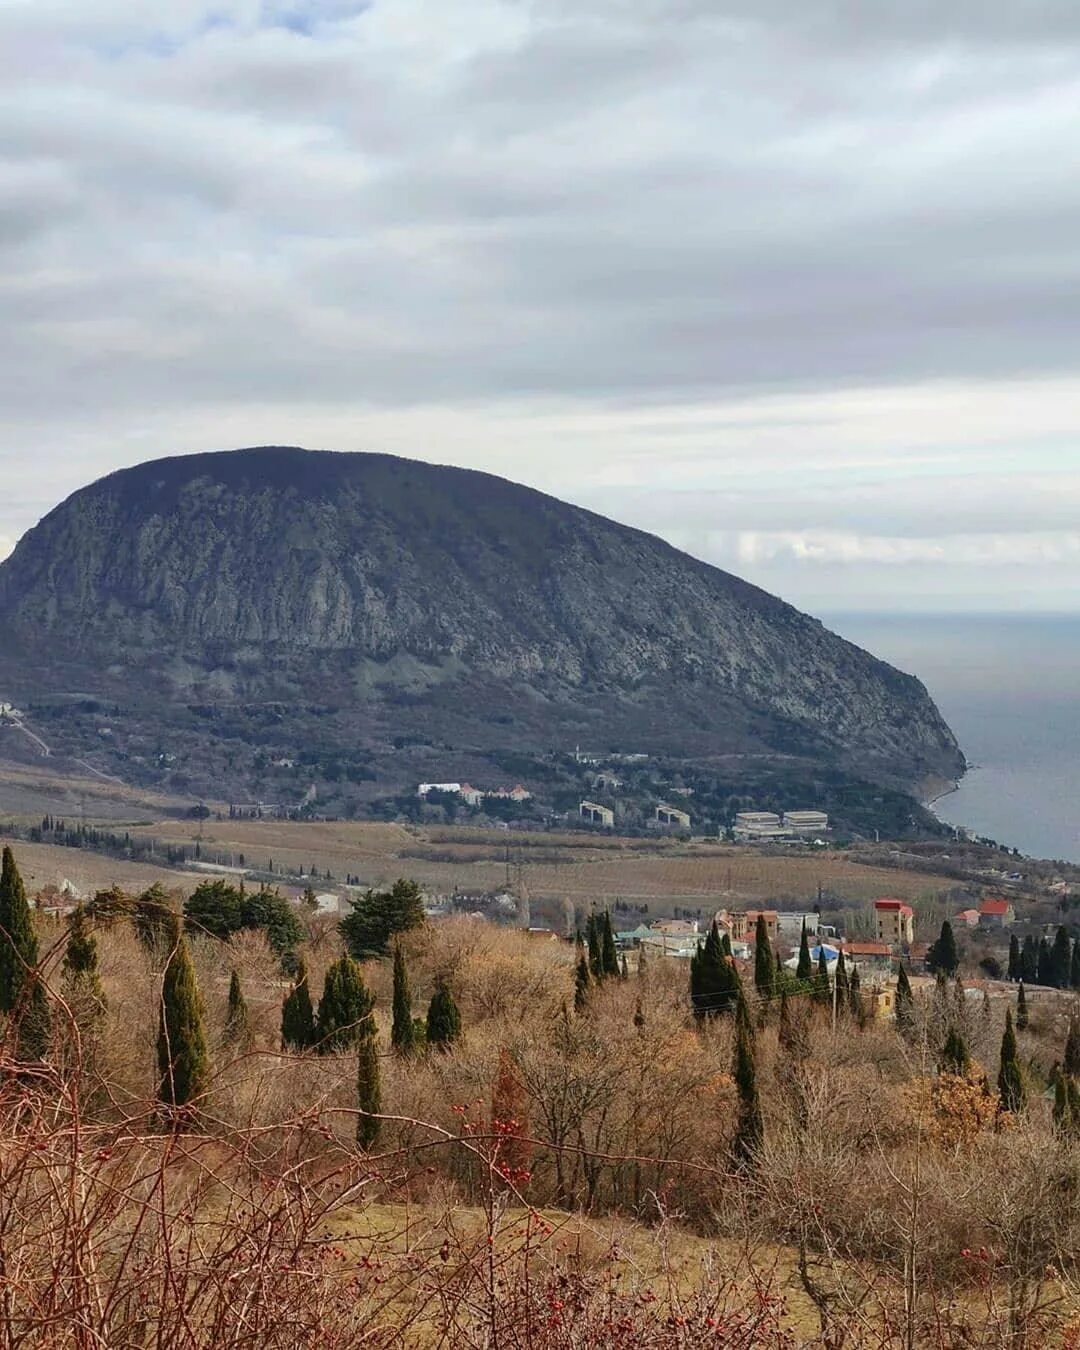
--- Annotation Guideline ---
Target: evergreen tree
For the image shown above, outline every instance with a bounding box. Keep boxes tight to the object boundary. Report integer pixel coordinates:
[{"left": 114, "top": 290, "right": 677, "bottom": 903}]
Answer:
[
  {"left": 184, "top": 880, "right": 244, "bottom": 940},
  {"left": 849, "top": 963, "right": 862, "bottom": 1023},
  {"left": 1020, "top": 935, "right": 1038, "bottom": 985},
  {"left": 224, "top": 969, "right": 250, "bottom": 1047},
  {"left": 574, "top": 950, "right": 591, "bottom": 1012},
  {"left": 1065, "top": 1011, "right": 1080, "bottom": 1079},
  {"left": 600, "top": 911, "right": 619, "bottom": 979},
  {"left": 939, "top": 1025, "right": 970, "bottom": 1077},
  {"left": 281, "top": 959, "right": 317, "bottom": 1051},
  {"left": 997, "top": 1009, "right": 1025, "bottom": 1113},
  {"left": 239, "top": 887, "right": 303, "bottom": 956},
  {"left": 156, "top": 920, "right": 209, "bottom": 1111},
  {"left": 927, "top": 921, "right": 959, "bottom": 976},
  {"left": 895, "top": 963, "right": 914, "bottom": 1038},
  {"left": 356, "top": 1029, "right": 381, "bottom": 1150},
  {"left": 426, "top": 981, "right": 462, "bottom": 1051},
  {"left": 1053, "top": 1069, "right": 1080, "bottom": 1138},
  {"left": 690, "top": 921, "right": 737, "bottom": 1019},
  {"left": 1071, "top": 941, "right": 1080, "bottom": 992},
  {"left": 730, "top": 985, "right": 763, "bottom": 1170},
  {"left": 339, "top": 879, "right": 426, "bottom": 959},
  {"left": 0, "top": 845, "right": 51, "bottom": 1059},
  {"left": 833, "top": 949, "right": 849, "bottom": 1015},
  {"left": 778, "top": 984, "right": 796, "bottom": 1053},
  {"left": 1037, "top": 937, "right": 1052, "bottom": 986},
  {"left": 1016, "top": 981, "right": 1029, "bottom": 1031},
  {"left": 585, "top": 914, "right": 602, "bottom": 980},
  {"left": 753, "top": 914, "right": 774, "bottom": 1002},
  {"left": 390, "top": 944, "right": 416, "bottom": 1055},
  {"left": 795, "top": 922, "right": 812, "bottom": 982},
  {"left": 62, "top": 907, "right": 106, "bottom": 1020},
  {"left": 1007, "top": 934, "right": 1020, "bottom": 982},
  {"left": 133, "top": 883, "right": 175, "bottom": 952},
  {"left": 720, "top": 930, "right": 733, "bottom": 959},
  {"left": 316, "top": 955, "right": 373, "bottom": 1055},
  {"left": 1050, "top": 926, "right": 1072, "bottom": 989},
  {"left": 812, "top": 946, "right": 831, "bottom": 1006}
]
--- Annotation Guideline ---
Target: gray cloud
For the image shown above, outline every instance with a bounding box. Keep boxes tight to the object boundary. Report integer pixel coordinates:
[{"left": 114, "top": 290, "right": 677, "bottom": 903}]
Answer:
[{"left": 0, "top": 0, "right": 1077, "bottom": 610}]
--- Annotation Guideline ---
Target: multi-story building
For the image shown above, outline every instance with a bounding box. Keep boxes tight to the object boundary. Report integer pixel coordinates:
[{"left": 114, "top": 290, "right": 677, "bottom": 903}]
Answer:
[{"left": 874, "top": 898, "right": 915, "bottom": 948}]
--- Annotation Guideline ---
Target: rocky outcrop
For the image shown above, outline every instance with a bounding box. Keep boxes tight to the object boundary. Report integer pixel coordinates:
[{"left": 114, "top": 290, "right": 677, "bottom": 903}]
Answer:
[{"left": 0, "top": 446, "right": 964, "bottom": 790}]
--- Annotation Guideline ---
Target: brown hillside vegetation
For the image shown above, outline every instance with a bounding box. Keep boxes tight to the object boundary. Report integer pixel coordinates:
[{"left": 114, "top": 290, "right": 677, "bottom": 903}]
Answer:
[{"left": 3, "top": 846, "right": 1080, "bottom": 1346}]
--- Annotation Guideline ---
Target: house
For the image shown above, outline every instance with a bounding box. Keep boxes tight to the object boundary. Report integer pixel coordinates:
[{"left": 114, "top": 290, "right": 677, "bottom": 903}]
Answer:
[
  {"left": 979, "top": 898, "right": 1015, "bottom": 928},
  {"left": 715, "top": 909, "right": 778, "bottom": 943},
  {"left": 614, "top": 923, "right": 654, "bottom": 948},
  {"left": 650, "top": 918, "right": 699, "bottom": 937},
  {"left": 955, "top": 908, "right": 981, "bottom": 928},
  {"left": 418, "top": 782, "right": 462, "bottom": 798},
  {"left": 841, "top": 940, "right": 894, "bottom": 979},
  {"left": 733, "top": 811, "right": 789, "bottom": 840},
  {"left": 775, "top": 911, "right": 820, "bottom": 941},
  {"left": 874, "top": 898, "right": 915, "bottom": 947},
  {"left": 591, "top": 771, "right": 623, "bottom": 792},
  {"left": 655, "top": 803, "right": 691, "bottom": 829},
  {"left": 488, "top": 784, "right": 533, "bottom": 802},
  {"left": 783, "top": 942, "right": 841, "bottom": 974},
  {"left": 459, "top": 782, "right": 484, "bottom": 806},
  {"left": 580, "top": 800, "right": 614, "bottom": 827},
  {"left": 639, "top": 932, "right": 699, "bottom": 960},
  {"left": 782, "top": 810, "right": 830, "bottom": 836}
]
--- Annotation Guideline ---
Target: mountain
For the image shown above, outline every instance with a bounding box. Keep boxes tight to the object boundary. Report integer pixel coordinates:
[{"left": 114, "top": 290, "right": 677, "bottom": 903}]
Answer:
[{"left": 0, "top": 447, "right": 963, "bottom": 818}]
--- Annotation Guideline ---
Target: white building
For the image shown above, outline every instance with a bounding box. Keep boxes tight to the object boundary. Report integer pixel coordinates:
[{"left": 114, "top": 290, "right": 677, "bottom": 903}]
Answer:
[
  {"left": 783, "top": 810, "right": 830, "bottom": 835},
  {"left": 733, "top": 810, "right": 791, "bottom": 840},
  {"left": 418, "top": 782, "right": 462, "bottom": 797},
  {"left": 655, "top": 803, "right": 691, "bottom": 829},
  {"left": 580, "top": 800, "right": 615, "bottom": 827},
  {"left": 775, "top": 911, "right": 820, "bottom": 940}
]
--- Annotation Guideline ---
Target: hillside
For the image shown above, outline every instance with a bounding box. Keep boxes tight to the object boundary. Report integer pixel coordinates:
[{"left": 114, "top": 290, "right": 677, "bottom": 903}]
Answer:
[{"left": 0, "top": 447, "right": 963, "bottom": 814}]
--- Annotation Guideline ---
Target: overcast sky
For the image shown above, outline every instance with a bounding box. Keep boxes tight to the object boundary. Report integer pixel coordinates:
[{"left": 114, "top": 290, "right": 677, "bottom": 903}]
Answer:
[{"left": 2, "top": 0, "right": 1078, "bottom": 614}]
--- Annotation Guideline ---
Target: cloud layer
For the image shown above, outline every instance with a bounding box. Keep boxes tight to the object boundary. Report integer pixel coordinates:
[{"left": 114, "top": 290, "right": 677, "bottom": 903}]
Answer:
[{"left": 1, "top": 0, "right": 1078, "bottom": 611}]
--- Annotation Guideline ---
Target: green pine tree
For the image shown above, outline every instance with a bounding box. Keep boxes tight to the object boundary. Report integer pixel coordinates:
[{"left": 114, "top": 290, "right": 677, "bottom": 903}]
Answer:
[
  {"left": 224, "top": 969, "right": 250, "bottom": 1047},
  {"left": 0, "top": 845, "right": 51, "bottom": 1059},
  {"left": 133, "top": 883, "right": 175, "bottom": 952},
  {"left": 1007, "top": 934, "right": 1021, "bottom": 982},
  {"left": 156, "top": 920, "right": 210, "bottom": 1112},
  {"left": 939, "top": 1025, "right": 970, "bottom": 1077},
  {"left": 927, "top": 921, "right": 959, "bottom": 977},
  {"left": 795, "top": 922, "right": 812, "bottom": 982},
  {"left": 1050, "top": 926, "right": 1072, "bottom": 989},
  {"left": 848, "top": 963, "right": 862, "bottom": 1023},
  {"left": 316, "top": 955, "right": 373, "bottom": 1055},
  {"left": 690, "top": 920, "right": 737, "bottom": 1019},
  {"left": 1071, "top": 941, "right": 1080, "bottom": 992},
  {"left": 585, "top": 914, "right": 602, "bottom": 980},
  {"left": 62, "top": 903, "right": 106, "bottom": 1021},
  {"left": 339, "top": 879, "right": 426, "bottom": 960},
  {"left": 895, "top": 963, "right": 914, "bottom": 1038},
  {"left": 833, "top": 949, "right": 850, "bottom": 1015},
  {"left": 812, "top": 946, "right": 831, "bottom": 1006},
  {"left": 426, "top": 980, "right": 462, "bottom": 1051},
  {"left": 600, "top": 911, "right": 619, "bottom": 979},
  {"left": 753, "top": 914, "right": 774, "bottom": 1001},
  {"left": 390, "top": 944, "right": 416, "bottom": 1055},
  {"left": 356, "top": 1029, "right": 381, "bottom": 1150},
  {"left": 1020, "top": 936, "right": 1038, "bottom": 985},
  {"left": 730, "top": 985, "right": 763, "bottom": 1171},
  {"left": 574, "top": 950, "right": 591, "bottom": 1012},
  {"left": 1016, "top": 981, "right": 1029, "bottom": 1031},
  {"left": 997, "top": 1008, "right": 1025, "bottom": 1113},
  {"left": 281, "top": 959, "right": 316, "bottom": 1051},
  {"left": 1037, "top": 937, "right": 1052, "bottom": 986}
]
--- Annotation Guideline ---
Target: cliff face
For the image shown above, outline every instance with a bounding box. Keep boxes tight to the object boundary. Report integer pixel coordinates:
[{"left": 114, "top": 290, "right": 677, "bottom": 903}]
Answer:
[{"left": 0, "top": 446, "right": 963, "bottom": 790}]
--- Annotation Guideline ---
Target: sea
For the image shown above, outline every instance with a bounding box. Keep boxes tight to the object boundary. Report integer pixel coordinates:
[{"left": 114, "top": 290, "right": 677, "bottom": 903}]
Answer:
[{"left": 822, "top": 613, "right": 1080, "bottom": 865}]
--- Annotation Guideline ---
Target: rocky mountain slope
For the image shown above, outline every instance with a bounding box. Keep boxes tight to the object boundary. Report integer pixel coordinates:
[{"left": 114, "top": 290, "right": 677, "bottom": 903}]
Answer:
[{"left": 0, "top": 447, "right": 963, "bottom": 805}]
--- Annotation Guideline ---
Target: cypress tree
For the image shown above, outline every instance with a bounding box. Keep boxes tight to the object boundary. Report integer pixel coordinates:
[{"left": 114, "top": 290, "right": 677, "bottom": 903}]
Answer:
[
  {"left": 833, "top": 949, "right": 849, "bottom": 1015},
  {"left": 997, "top": 1009, "right": 1025, "bottom": 1113},
  {"left": 895, "top": 963, "right": 914, "bottom": 1038},
  {"left": 812, "top": 946, "right": 831, "bottom": 1006},
  {"left": 426, "top": 980, "right": 462, "bottom": 1050},
  {"left": 1007, "top": 934, "right": 1020, "bottom": 982},
  {"left": 316, "top": 955, "right": 373, "bottom": 1055},
  {"left": 720, "top": 930, "right": 733, "bottom": 958},
  {"left": 848, "top": 962, "right": 862, "bottom": 1023},
  {"left": 600, "top": 911, "right": 619, "bottom": 979},
  {"left": 753, "top": 915, "right": 774, "bottom": 1002},
  {"left": 281, "top": 958, "right": 316, "bottom": 1051},
  {"left": 156, "top": 920, "right": 209, "bottom": 1111},
  {"left": 1020, "top": 935, "right": 1038, "bottom": 985},
  {"left": 690, "top": 920, "right": 736, "bottom": 1019},
  {"left": 585, "top": 914, "right": 602, "bottom": 980},
  {"left": 356, "top": 1030, "right": 381, "bottom": 1150},
  {"left": 1071, "top": 941, "right": 1080, "bottom": 992},
  {"left": 62, "top": 903, "right": 106, "bottom": 1019},
  {"left": 795, "top": 922, "right": 812, "bottom": 982},
  {"left": 1050, "top": 926, "right": 1072, "bottom": 989},
  {"left": 1054, "top": 1071, "right": 1080, "bottom": 1138},
  {"left": 1065, "top": 1012, "right": 1080, "bottom": 1078},
  {"left": 939, "top": 1025, "right": 970, "bottom": 1077},
  {"left": 1037, "top": 937, "right": 1052, "bottom": 986},
  {"left": 778, "top": 984, "right": 795, "bottom": 1053},
  {"left": 927, "top": 921, "right": 959, "bottom": 976},
  {"left": 0, "top": 845, "right": 51, "bottom": 1059},
  {"left": 224, "top": 969, "right": 250, "bottom": 1047},
  {"left": 1016, "top": 981, "right": 1029, "bottom": 1031},
  {"left": 574, "top": 951, "right": 591, "bottom": 1012},
  {"left": 730, "top": 985, "right": 763, "bottom": 1170},
  {"left": 390, "top": 944, "right": 416, "bottom": 1055}
]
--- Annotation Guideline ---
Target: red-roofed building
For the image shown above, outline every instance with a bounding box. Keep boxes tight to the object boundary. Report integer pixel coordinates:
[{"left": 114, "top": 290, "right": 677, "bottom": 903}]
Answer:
[
  {"left": 979, "top": 897, "right": 1015, "bottom": 928},
  {"left": 874, "top": 897, "right": 915, "bottom": 947},
  {"left": 955, "top": 908, "right": 981, "bottom": 928},
  {"left": 842, "top": 939, "right": 894, "bottom": 977}
]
